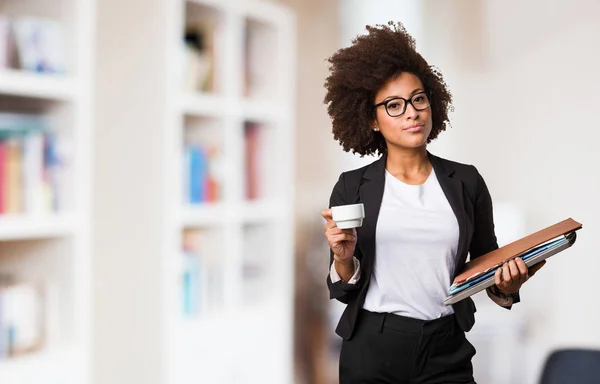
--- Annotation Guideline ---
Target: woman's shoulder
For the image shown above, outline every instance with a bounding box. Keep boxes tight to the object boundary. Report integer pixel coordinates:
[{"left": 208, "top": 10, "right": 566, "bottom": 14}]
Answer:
[
  {"left": 429, "top": 153, "right": 489, "bottom": 197},
  {"left": 429, "top": 152, "right": 480, "bottom": 178},
  {"left": 336, "top": 155, "right": 384, "bottom": 181},
  {"left": 330, "top": 157, "right": 382, "bottom": 202},
  {"left": 335, "top": 152, "right": 487, "bottom": 186}
]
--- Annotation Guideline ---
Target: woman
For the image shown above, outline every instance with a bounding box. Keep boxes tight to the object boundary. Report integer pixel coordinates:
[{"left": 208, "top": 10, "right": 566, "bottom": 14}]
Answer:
[{"left": 321, "top": 22, "right": 544, "bottom": 384}]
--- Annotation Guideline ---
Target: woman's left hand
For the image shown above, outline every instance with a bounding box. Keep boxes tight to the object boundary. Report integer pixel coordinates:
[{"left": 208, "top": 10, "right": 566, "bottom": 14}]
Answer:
[{"left": 494, "top": 258, "right": 546, "bottom": 295}]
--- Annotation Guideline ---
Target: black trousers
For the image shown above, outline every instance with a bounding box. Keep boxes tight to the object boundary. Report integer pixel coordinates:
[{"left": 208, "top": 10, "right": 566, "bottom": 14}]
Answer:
[{"left": 339, "top": 310, "right": 477, "bottom": 384}]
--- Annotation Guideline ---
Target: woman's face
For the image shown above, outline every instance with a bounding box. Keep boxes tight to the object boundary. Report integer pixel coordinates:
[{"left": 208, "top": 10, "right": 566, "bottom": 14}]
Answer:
[{"left": 373, "top": 72, "right": 433, "bottom": 150}]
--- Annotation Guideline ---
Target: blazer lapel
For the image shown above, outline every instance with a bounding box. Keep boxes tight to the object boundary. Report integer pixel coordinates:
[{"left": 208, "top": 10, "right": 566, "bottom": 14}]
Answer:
[
  {"left": 357, "top": 154, "right": 387, "bottom": 274},
  {"left": 428, "top": 152, "right": 468, "bottom": 277}
]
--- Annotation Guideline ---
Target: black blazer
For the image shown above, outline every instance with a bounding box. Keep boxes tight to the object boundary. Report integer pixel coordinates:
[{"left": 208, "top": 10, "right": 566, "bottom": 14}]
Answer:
[{"left": 327, "top": 151, "right": 519, "bottom": 340}]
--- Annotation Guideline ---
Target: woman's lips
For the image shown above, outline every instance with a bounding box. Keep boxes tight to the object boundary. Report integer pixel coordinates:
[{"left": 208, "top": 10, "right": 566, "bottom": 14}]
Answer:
[{"left": 403, "top": 123, "right": 424, "bottom": 133}]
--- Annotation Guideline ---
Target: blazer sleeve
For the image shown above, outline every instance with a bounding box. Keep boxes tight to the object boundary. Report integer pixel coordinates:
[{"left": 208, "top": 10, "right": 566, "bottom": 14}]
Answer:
[
  {"left": 326, "top": 172, "right": 362, "bottom": 304},
  {"left": 470, "top": 166, "right": 521, "bottom": 307}
]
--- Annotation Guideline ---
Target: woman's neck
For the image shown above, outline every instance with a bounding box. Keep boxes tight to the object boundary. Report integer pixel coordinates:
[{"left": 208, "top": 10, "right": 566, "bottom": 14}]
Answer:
[{"left": 385, "top": 146, "right": 431, "bottom": 183}]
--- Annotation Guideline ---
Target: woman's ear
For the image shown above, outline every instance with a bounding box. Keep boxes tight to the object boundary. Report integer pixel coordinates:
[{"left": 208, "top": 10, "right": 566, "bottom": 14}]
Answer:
[{"left": 372, "top": 120, "right": 379, "bottom": 132}]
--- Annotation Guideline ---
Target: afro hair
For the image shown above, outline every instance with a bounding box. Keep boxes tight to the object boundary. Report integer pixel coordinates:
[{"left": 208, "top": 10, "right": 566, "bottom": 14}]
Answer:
[{"left": 323, "top": 21, "right": 453, "bottom": 156}]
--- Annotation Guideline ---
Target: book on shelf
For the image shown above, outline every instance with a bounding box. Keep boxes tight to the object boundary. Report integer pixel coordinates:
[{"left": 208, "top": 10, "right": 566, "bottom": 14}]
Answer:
[
  {"left": 241, "top": 224, "right": 273, "bottom": 303},
  {"left": 0, "top": 113, "right": 65, "bottom": 215},
  {"left": 0, "top": 15, "right": 12, "bottom": 69},
  {"left": 0, "top": 277, "right": 46, "bottom": 359},
  {"left": 181, "top": 230, "right": 202, "bottom": 317},
  {"left": 180, "top": 229, "right": 223, "bottom": 317},
  {"left": 0, "top": 14, "right": 66, "bottom": 73},
  {"left": 183, "top": 143, "right": 222, "bottom": 205},
  {"left": 244, "top": 122, "right": 275, "bottom": 200},
  {"left": 243, "top": 22, "right": 275, "bottom": 98},
  {"left": 183, "top": 19, "right": 218, "bottom": 93}
]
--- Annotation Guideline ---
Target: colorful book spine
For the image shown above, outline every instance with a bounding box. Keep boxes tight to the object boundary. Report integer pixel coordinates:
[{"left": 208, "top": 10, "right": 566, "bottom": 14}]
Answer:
[
  {"left": 185, "top": 144, "right": 221, "bottom": 204},
  {"left": 244, "top": 122, "right": 274, "bottom": 200},
  {"left": 0, "top": 113, "right": 64, "bottom": 215},
  {"left": 43, "top": 132, "right": 61, "bottom": 212},
  {"left": 181, "top": 230, "right": 204, "bottom": 317},
  {"left": 187, "top": 146, "right": 205, "bottom": 204},
  {"left": 0, "top": 142, "right": 6, "bottom": 214},
  {"left": 22, "top": 133, "right": 45, "bottom": 213},
  {"left": 4, "top": 138, "right": 22, "bottom": 214},
  {"left": 182, "top": 248, "right": 201, "bottom": 317},
  {"left": 245, "top": 123, "right": 258, "bottom": 200}
]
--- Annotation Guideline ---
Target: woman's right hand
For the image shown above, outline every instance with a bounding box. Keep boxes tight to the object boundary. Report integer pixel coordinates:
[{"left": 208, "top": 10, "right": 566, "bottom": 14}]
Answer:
[{"left": 321, "top": 208, "right": 357, "bottom": 266}]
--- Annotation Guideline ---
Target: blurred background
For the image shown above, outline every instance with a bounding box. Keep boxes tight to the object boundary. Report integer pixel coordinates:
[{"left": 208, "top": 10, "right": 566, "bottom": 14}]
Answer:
[{"left": 0, "top": 0, "right": 598, "bottom": 383}]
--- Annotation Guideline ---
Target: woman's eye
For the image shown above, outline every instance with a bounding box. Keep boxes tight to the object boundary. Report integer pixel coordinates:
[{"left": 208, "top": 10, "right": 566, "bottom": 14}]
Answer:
[
  {"left": 413, "top": 96, "right": 424, "bottom": 103},
  {"left": 388, "top": 103, "right": 400, "bottom": 109}
]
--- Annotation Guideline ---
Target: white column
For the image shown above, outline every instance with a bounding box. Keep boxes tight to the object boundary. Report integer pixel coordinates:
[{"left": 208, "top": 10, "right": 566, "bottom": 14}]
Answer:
[
  {"left": 337, "top": 0, "right": 423, "bottom": 172},
  {"left": 339, "top": 0, "right": 423, "bottom": 48}
]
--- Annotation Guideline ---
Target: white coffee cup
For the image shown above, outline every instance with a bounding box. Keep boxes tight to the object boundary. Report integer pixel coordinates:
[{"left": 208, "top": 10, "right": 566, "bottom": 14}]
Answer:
[{"left": 331, "top": 203, "right": 365, "bottom": 229}]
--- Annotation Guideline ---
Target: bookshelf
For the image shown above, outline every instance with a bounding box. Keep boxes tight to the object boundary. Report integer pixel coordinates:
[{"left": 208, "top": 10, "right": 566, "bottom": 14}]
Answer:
[
  {"left": 164, "top": 0, "right": 296, "bottom": 383},
  {"left": 0, "top": 213, "right": 76, "bottom": 241},
  {"left": 0, "top": 69, "right": 79, "bottom": 101},
  {"left": 0, "top": 0, "right": 93, "bottom": 383}
]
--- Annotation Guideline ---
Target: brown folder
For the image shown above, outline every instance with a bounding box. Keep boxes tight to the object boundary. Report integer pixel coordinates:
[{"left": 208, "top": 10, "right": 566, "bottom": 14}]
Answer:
[{"left": 453, "top": 218, "right": 583, "bottom": 285}]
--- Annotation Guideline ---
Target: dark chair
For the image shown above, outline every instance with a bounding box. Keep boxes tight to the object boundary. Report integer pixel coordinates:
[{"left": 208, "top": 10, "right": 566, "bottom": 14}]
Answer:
[{"left": 540, "top": 348, "right": 600, "bottom": 384}]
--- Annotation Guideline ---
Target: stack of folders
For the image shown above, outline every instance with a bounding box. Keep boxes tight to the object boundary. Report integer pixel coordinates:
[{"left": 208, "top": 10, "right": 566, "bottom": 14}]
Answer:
[{"left": 444, "top": 218, "right": 583, "bottom": 305}]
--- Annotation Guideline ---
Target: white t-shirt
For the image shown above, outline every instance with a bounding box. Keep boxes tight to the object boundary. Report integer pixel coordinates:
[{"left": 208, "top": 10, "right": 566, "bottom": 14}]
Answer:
[{"left": 330, "top": 168, "right": 460, "bottom": 320}]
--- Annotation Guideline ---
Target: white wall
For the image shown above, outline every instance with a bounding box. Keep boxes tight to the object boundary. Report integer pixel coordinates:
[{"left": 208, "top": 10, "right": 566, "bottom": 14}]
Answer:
[
  {"left": 420, "top": 1, "right": 600, "bottom": 382},
  {"left": 337, "top": 0, "right": 600, "bottom": 382},
  {"left": 278, "top": 0, "right": 343, "bottom": 225}
]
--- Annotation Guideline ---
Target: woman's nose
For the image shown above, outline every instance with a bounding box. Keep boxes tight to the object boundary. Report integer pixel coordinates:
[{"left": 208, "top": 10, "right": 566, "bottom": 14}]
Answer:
[{"left": 404, "top": 102, "right": 419, "bottom": 119}]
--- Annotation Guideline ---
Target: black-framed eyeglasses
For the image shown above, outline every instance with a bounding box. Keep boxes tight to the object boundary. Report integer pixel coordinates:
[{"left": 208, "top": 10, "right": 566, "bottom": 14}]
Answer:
[{"left": 373, "top": 92, "right": 431, "bottom": 117}]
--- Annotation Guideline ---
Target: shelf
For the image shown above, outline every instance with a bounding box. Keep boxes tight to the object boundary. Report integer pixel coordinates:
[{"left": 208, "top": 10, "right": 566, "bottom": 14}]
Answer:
[
  {"left": 186, "top": 0, "right": 288, "bottom": 17},
  {"left": 241, "top": 199, "right": 284, "bottom": 223},
  {"left": 180, "top": 93, "right": 228, "bottom": 117},
  {"left": 242, "top": 0, "right": 293, "bottom": 25},
  {"left": 179, "top": 93, "right": 289, "bottom": 121},
  {"left": 0, "top": 70, "right": 78, "bottom": 101},
  {"left": 181, "top": 203, "right": 226, "bottom": 227},
  {"left": 0, "top": 214, "right": 77, "bottom": 241},
  {"left": 176, "top": 309, "right": 227, "bottom": 334},
  {"left": 169, "top": 302, "right": 287, "bottom": 383},
  {"left": 180, "top": 200, "right": 284, "bottom": 227},
  {"left": 241, "top": 99, "right": 286, "bottom": 122},
  {"left": 0, "top": 347, "right": 78, "bottom": 384},
  {"left": 174, "top": 301, "right": 279, "bottom": 336},
  {"left": 186, "top": 0, "right": 228, "bottom": 12},
  {"left": 0, "top": 0, "right": 93, "bottom": 383},
  {"left": 164, "top": 1, "right": 295, "bottom": 382}
]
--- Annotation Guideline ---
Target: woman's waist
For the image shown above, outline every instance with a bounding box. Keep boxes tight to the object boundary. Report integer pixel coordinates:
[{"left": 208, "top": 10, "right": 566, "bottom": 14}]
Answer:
[{"left": 359, "top": 308, "right": 456, "bottom": 335}]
